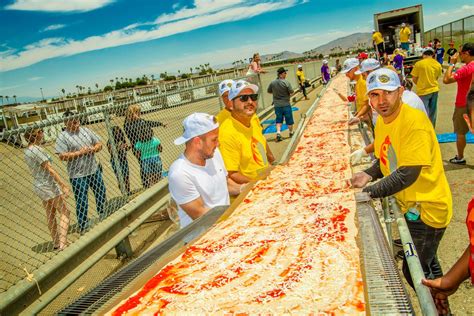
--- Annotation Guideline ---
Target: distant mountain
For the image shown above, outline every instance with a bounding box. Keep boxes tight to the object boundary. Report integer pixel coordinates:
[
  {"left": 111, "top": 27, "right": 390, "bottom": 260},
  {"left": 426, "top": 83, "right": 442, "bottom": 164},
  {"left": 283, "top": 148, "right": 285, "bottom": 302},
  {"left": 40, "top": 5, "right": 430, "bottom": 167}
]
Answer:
[
  {"left": 306, "top": 32, "right": 372, "bottom": 56},
  {"left": 260, "top": 50, "right": 304, "bottom": 62}
]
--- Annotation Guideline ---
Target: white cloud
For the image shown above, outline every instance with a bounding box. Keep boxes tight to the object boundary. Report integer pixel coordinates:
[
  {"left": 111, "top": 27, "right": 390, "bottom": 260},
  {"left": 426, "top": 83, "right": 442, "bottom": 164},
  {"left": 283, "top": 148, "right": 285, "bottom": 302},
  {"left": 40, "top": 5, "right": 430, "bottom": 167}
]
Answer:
[
  {"left": 41, "top": 24, "right": 67, "bottom": 32},
  {"left": 425, "top": 4, "right": 474, "bottom": 30},
  {"left": 0, "top": 0, "right": 303, "bottom": 72},
  {"left": 5, "top": 0, "right": 115, "bottom": 12},
  {"left": 28, "top": 76, "right": 43, "bottom": 81}
]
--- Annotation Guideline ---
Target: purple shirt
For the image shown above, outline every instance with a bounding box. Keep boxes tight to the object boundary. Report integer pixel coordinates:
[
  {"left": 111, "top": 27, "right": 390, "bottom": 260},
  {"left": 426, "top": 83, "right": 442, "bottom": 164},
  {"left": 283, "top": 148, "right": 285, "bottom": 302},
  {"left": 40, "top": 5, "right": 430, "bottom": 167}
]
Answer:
[
  {"left": 393, "top": 54, "right": 403, "bottom": 70},
  {"left": 321, "top": 65, "right": 330, "bottom": 82}
]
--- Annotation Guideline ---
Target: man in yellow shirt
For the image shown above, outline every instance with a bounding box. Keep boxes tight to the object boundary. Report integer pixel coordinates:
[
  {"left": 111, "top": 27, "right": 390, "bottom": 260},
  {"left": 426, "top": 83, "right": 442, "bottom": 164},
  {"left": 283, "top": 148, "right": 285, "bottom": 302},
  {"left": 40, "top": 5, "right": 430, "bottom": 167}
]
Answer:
[
  {"left": 372, "top": 29, "right": 385, "bottom": 60},
  {"left": 352, "top": 68, "right": 452, "bottom": 289},
  {"left": 215, "top": 79, "right": 234, "bottom": 124},
  {"left": 296, "top": 65, "right": 309, "bottom": 100},
  {"left": 219, "top": 80, "right": 275, "bottom": 183},
  {"left": 340, "top": 58, "right": 370, "bottom": 123},
  {"left": 399, "top": 23, "right": 411, "bottom": 51},
  {"left": 411, "top": 47, "right": 442, "bottom": 126}
]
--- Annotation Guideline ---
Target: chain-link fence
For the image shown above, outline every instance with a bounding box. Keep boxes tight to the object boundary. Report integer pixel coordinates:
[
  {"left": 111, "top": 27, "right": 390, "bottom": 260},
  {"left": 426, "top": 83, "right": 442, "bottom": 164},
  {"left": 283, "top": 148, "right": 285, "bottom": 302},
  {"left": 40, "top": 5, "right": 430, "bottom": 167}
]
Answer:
[
  {"left": 0, "top": 59, "right": 326, "bottom": 296},
  {"left": 424, "top": 15, "right": 474, "bottom": 51}
]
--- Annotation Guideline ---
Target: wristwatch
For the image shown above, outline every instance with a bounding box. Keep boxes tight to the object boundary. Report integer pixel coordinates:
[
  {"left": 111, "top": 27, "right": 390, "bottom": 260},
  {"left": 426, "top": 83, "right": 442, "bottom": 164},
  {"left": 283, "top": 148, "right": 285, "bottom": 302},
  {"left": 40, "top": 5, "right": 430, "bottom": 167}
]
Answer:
[{"left": 448, "top": 63, "right": 455, "bottom": 67}]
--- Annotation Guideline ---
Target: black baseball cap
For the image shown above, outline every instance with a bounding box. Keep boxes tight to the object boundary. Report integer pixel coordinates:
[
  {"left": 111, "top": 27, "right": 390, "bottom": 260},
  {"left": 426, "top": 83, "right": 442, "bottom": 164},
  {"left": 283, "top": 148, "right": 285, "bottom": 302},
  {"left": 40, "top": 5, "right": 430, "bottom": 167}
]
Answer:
[{"left": 277, "top": 67, "right": 288, "bottom": 74}]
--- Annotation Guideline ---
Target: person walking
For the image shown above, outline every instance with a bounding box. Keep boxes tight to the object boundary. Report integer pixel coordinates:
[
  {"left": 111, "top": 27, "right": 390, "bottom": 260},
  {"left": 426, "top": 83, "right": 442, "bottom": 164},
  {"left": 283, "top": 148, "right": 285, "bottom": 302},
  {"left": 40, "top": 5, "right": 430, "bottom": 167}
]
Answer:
[
  {"left": 296, "top": 65, "right": 309, "bottom": 100},
  {"left": 442, "top": 42, "right": 474, "bottom": 165},
  {"left": 169, "top": 113, "right": 243, "bottom": 241},
  {"left": 352, "top": 68, "right": 452, "bottom": 290},
  {"left": 268, "top": 67, "right": 295, "bottom": 142},
  {"left": 399, "top": 23, "right": 411, "bottom": 51},
  {"left": 123, "top": 104, "right": 166, "bottom": 187},
  {"left": 219, "top": 80, "right": 274, "bottom": 184},
  {"left": 434, "top": 39, "right": 445, "bottom": 66},
  {"left": 25, "top": 128, "right": 70, "bottom": 250},
  {"left": 55, "top": 110, "right": 107, "bottom": 233},
  {"left": 107, "top": 126, "right": 131, "bottom": 194},
  {"left": 321, "top": 60, "right": 331, "bottom": 85},
  {"left": 411, "top": 47, "right": 442, "bottom": 126}
]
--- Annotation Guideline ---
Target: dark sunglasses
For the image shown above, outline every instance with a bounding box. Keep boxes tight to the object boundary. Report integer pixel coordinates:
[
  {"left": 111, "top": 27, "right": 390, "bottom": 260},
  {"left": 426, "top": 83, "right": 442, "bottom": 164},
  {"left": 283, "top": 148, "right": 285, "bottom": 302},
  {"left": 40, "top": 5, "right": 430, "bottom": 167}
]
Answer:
[{"left": 235, "top": 94, "right": 258, "bottom": 102}]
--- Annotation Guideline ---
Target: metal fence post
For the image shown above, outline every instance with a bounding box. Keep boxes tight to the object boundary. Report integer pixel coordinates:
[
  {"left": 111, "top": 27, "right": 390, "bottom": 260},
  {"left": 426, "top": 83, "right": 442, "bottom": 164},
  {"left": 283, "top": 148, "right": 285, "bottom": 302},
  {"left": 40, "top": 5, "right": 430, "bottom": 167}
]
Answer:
[{"left": 257, "top": 74, "right": 266, "bottom": 110}]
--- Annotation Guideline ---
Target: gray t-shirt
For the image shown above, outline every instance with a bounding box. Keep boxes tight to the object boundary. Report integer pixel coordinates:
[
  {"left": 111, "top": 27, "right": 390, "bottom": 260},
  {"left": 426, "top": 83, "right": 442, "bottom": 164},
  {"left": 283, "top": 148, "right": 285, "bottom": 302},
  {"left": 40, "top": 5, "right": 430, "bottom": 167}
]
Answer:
[
  {"left": 25, "top": 145, "right": 56, "bottom": 188},
  {"left": 267, "top": 78, "right": 294, "bottom": 107},
  {"left": 55, "top": 127, "right": 100, "bottom": 179}
]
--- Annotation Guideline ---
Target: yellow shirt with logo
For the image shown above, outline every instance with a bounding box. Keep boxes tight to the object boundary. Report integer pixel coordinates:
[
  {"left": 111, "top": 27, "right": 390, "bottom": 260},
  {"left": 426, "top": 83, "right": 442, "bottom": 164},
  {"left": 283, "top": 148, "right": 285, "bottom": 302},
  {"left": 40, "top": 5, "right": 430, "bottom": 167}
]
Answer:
[
  {"left": 355, "top": 75, "right": 369, "bottom": 112},
  {"left": 219, "top": 116, "right": 269, "bottom": 180},
  {"left": 374, "top": 103, "right": 452, "bottom": 228},
  {"left": 399, "top": 27, "right": 411, "bottom": 43},
  {"left": 411, "top": 58, "right": 442, "bottom": 96},
  {"left": 296, "top": 70, "right": 305, "bottom": 84},
  {"left": 372, "top": 32, "right": 383, "bottom": 45}
]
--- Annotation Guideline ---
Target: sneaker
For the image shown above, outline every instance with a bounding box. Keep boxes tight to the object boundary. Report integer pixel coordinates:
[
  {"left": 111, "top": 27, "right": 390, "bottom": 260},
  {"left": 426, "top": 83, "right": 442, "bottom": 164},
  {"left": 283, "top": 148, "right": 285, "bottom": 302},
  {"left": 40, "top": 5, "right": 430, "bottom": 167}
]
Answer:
[
  {"left": 276, "top": 134, "right": 282, "bottom": 142},
  {"left": 396, "top": 249, "right": 405, "bottom": 260},
  {"left": 393, "top": 239, "right": 402, "bottom": 247},
  {"left": 449, "top": 156, "right": 466, "bottom": 165}
]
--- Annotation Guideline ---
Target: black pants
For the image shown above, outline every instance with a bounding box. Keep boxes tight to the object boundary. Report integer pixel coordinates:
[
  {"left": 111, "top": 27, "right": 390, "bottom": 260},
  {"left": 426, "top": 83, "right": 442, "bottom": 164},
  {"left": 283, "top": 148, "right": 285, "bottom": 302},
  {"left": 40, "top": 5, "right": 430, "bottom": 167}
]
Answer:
[
  {"left": 299, "top": 83, "right": 307, "bottom": 98},
  {"left": 402, "top": 217, "right": 446, "bottom": 288}
]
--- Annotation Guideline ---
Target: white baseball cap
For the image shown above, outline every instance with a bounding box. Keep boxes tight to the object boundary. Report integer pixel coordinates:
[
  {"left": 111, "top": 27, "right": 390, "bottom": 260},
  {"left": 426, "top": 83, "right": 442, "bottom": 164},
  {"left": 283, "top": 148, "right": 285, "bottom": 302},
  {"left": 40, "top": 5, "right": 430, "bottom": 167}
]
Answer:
[
  {"left": 174, "top": 113, "right": 219, "bottom": 145},
  {"left": 228, "top": 80, "right": 259, "bottom": 101},
  {"left": 341, "top": 58, "right": 360, "bottom": 74},
  {"left": 297, "top": 64, "right": 303, "bottom": 68},
  {"left": 401, "top": 23, "right": 406, "bottom": 27},
  {"left": 422, "top": 47, "right": 435, "bottom": 54},
  {"left": 355, "top": 58, "right": 380, "bottom": 75},
  {"left": 366, "top": 68, "right": 401, "bottom": 93},
  {"left": 322, "top": 59, "right": 328, "bottom": 64},
  {"left": 218, "top": 79, "right": 234, "bottom": 96}
]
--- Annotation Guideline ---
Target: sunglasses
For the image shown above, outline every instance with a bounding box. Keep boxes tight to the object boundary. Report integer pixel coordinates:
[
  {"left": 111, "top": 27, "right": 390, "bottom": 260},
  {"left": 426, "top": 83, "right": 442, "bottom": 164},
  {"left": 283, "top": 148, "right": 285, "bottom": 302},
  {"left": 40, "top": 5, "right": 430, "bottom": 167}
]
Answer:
[{"left": 235, "top": 94, "right": 258, "bottom": 102}]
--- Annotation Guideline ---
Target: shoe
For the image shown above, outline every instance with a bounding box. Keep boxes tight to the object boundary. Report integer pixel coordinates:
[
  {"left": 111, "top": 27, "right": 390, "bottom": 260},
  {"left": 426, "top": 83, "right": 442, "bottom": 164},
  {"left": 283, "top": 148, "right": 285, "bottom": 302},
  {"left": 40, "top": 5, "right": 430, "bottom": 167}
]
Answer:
[
  {"left": 396, "top": 249, "right": 405, "bottom": 260},
  {"left": 449, "top": 156, "right": 466, "bottom": 165},
  {"left": 289, "top": 132, "right": 294, "bottom": 137},
  {"left": 393, "top": 239, "right": 402, "bottom": 247},
  {"left": 276, "top": 134, "right": 282, "bottom": 142}
]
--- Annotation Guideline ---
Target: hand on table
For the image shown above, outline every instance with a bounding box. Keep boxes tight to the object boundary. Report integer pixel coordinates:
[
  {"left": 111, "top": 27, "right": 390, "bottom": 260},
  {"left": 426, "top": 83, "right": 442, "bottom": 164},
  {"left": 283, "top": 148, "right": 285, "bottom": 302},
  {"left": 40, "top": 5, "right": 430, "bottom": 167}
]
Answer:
[
  {"left": 350, "top": 148, "right": 368, "bottom": 164},
  {"left": 351, "top": 172, "right": 372, "bottom": 188}
]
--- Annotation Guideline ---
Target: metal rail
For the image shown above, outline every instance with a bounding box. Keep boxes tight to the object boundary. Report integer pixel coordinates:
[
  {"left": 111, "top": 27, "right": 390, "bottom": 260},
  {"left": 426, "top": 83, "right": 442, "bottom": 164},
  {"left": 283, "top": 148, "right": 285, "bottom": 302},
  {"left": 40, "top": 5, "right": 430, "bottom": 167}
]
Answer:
[{"left": 389, "top": 197, "right": 438, "bottom": 316}]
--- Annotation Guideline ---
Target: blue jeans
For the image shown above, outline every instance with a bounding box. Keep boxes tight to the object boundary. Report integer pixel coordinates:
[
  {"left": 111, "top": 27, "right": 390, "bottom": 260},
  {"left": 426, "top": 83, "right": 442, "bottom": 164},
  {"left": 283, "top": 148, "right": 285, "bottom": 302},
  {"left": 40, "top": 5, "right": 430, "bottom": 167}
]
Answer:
[
  {"left": 419, "top": 92, "right": 438, "bottom": 127},
  {"left": 70, "top": 167, "right": 107, "bottom": 232},
  {"left": 401, "top": 42, "right": 410, "bottom": 51},
  {"left": 402, "top": 216, "right": 446, "bottom": 289},
  {"left": 274, "top": 105, "right": 294, "bottom": 125}
]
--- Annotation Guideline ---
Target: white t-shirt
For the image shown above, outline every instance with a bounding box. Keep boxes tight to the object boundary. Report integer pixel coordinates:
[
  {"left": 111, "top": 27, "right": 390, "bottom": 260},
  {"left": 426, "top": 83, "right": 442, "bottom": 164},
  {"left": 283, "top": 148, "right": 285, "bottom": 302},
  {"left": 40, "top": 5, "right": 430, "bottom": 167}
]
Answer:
[
  {"left": 372, "top": 90, "right": 428, "bottom": 124},
  {"left": 168, "top": 148, "right": 229, "bottom": 229}
]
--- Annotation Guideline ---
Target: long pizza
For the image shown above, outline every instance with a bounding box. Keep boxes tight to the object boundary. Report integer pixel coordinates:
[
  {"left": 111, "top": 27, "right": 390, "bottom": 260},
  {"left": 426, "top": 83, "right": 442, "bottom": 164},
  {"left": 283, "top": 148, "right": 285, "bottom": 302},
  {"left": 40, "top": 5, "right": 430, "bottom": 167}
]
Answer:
[{"left": 109, "top": 75, "right": 366, "bottom": 315}]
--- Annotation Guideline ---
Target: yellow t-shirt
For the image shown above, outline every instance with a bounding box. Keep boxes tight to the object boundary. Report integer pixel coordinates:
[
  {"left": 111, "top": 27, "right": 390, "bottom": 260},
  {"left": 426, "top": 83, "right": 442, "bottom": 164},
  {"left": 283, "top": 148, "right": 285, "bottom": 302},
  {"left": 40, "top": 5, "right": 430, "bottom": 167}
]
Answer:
[
  {"left": 372, "top": 32, "right": 383, "bottom": 45},
  {"left": 296, "top": 70, "right": 305, "bottom": 83},
  {"left": 219, "top": 116, "right": 269, "bottom": 180},
  {"left": 399, "top": 27, "right": 411, "bottom": 43},
  {"left": 374, "top": 104, "right": 452, "bottom": 228},
  {"left": 355, "top": 75, "right": 368, "bottom": 112},
  {"left": 411, "top": 58, "right": 442, "bottom": 96}
]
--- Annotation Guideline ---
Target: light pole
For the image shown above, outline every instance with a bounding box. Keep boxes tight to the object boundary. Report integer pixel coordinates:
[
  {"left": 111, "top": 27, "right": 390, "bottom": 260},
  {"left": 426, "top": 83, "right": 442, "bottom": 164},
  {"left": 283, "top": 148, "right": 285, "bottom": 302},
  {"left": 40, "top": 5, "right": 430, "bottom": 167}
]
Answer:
[{"left": 40, "top": 88, "right": 44, "bottom": 101}]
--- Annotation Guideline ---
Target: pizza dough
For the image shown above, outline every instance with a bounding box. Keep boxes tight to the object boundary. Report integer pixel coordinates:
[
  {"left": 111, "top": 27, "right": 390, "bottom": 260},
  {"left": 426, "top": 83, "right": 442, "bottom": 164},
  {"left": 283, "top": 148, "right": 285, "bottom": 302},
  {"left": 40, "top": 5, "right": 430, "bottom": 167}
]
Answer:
[{"left": 109, "top": 75, "right": 366, "bottom": 315}]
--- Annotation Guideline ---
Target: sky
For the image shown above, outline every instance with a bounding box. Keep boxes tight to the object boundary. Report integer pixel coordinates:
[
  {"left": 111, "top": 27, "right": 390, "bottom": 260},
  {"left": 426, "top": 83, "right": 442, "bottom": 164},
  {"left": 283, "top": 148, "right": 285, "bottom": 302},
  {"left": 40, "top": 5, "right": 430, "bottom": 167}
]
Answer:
[{"left": 0, "top": 0, "right": 473, "bottom": 102}]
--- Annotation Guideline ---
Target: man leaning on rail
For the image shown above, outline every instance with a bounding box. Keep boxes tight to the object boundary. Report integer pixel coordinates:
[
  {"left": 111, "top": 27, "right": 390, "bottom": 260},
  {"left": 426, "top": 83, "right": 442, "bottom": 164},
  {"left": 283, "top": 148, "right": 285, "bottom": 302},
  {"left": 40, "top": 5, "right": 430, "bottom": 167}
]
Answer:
[{"left": 351, "top": 68, "right": 453, "bottom": 290}]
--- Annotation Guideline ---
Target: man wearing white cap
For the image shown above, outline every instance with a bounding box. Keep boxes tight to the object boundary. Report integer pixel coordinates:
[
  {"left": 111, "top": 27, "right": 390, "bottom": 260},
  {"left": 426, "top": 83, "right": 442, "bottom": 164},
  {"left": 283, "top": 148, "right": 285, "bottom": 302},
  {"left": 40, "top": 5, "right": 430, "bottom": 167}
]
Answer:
[
  {"left": 338, "top": 58, "right": 370, "bottom": 121},
  {"left": 215, "top": 79, "right": 234, "bottom": 124},
  {"left": 399, "top": 23, "right": 411, "bottom": 51},
  {"left": 352, "top": 68, "right": 452, "bottom": 289},
  {"left": 168, "top": 113, "right": 243, "bottom": 232},
  {"left": 296, "top": 64, "right": 309, "bottom": 100},
  {"left": 219, "top": 80, "right": 274, "bottom": 184}
]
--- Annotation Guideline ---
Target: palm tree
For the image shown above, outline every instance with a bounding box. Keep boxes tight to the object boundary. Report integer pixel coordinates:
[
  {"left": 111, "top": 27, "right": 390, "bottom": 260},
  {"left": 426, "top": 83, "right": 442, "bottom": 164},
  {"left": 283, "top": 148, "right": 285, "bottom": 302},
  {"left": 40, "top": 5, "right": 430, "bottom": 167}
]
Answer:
[
  {"left": 0, "top": 95, "right": 3, "bottom": 106},
  {"left": 151, "top": 74, "right": 155, "bottom": 82},
  {"left": 13, "top": 95, "right": 17, "bottom": 104},
  {"left": 95, "top": 83, "right": 99, "bottom": 91},
  {"left": 190, "top": 67, "right": 193, "bottom": 74},
  {"left": 61, "top": 88, "right": 65, "bottom": 98},
  {"left": 76, "top": 85, "right": 80, "bottom": 95},
  {"left": 5, "top": 96, "right": 9, "bottom": 104}
]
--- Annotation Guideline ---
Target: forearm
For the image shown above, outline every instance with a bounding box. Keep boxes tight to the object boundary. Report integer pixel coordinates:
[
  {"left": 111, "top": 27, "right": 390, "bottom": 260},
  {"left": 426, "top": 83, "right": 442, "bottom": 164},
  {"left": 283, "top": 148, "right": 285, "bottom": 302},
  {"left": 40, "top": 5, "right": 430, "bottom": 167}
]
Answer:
[
  {"left": 266, "top": 144, "right": 275, "bottom": 164},
  {"left": 363, "top": 165, "right": 422, "bottom": 198},
  {"left": 91, "top": 142, "right": 102, "bottom": 153},
  {"left": 356, "top": 103, "right": 370, "bottom": 118},
  {"left": 58, "top": 150, "right": 84, "bottom": 161},
  {"left": 147, "top": 120, "right": 165, "bottom": 127},
  {"left": 227, "top": 178, "right": 244, "bottom": 196},
  {"left": 364, "top": 159, "right": 383, "bottom": 180},
  {"left": 442, "top": 246, "right": 471, "bottom": 288},
  {"left": 45, "top": 163, "right": 67, "bottom": 187},
  {"left": 443, "top": 66, "right": 455, "bottom": 84},
  {"left": 228, "top": 171, "right": 251, "bottom": 184},
  {"left": 365, "top": 143, "right": 374, "bottom": 154}
]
